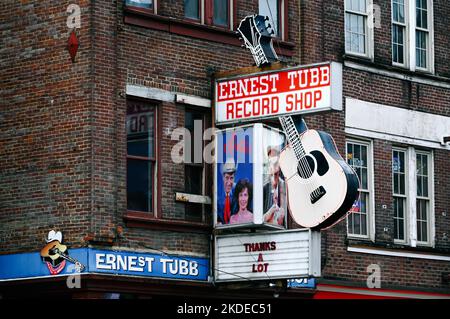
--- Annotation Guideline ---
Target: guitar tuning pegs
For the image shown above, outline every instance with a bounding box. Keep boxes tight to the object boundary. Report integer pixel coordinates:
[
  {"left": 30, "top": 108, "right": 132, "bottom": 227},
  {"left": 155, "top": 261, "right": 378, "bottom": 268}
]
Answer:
[
  {"left": 267, "top": 23, "right": 272, "bottom": 29},
  {"left": 265, "top": 16, "right": 270, "bottom": 21},
  {"left": 241, "top": 44, "right": 245, "bottom": 48}
]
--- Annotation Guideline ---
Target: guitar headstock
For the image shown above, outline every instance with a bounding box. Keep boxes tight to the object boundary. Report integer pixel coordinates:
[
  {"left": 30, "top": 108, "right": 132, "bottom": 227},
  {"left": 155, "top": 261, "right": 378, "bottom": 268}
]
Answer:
[{"left": 237, "top": 14, "right": 279, "bottom": 67}]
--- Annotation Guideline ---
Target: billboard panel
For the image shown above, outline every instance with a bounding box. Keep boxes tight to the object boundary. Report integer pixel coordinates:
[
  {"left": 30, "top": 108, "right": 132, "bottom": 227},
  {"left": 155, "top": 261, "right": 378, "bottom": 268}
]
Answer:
[
  {"left": 214, "top": 124, "right": 286, "bottom": 229},
  {"left": 214, "top": 229, "right": 321, "bottom": 282},
  {"left": 215, "top": 62, "right": 342, "bottom": 125}
]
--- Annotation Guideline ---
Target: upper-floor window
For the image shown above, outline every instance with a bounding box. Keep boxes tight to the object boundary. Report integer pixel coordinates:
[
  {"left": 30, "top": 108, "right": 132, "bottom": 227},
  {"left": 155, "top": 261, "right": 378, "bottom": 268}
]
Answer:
[
  {"left": 126, "top": 0, "right": 154, "bottom": 10},
  {"left": 183, "top": 0, "right": 233, "bottom": 29},
  {"left": 259, "top": 0, "right": 279, "bottom": 38},
  {"left": 345, "top": 0, "right": 373, "bottom": 58},
  {"left": 391, "top": 0, "right": 434, "bottom": 72},
  {"left": 184, "top": 0, "right": 200, "bottom": 20},
  {"left": 392, "top": 147, "right": 434, "bottom": 247},
  {"left": 126, "top": 99, "right": 157, "bottom": 214},
  {"left": 184, "top": 109, "right": 208, "bottom": 222},
  {"left": 346, "top": 139, "right": 373, "bottom": 239}
]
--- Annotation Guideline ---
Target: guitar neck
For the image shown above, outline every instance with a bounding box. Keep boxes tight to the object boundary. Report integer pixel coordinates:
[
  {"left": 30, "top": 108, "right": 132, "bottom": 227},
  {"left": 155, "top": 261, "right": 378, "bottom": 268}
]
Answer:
[
  {"left": 279, "top": 116, "right": 306, "bottom": 160},
  {"left": 53, "top": 249, "right": 85, "bottom": 270}
]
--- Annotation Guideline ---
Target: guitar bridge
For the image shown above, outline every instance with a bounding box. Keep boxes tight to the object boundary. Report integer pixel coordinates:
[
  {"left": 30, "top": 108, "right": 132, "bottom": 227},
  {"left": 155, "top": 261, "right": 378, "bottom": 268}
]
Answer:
[{"left": 310, "top": 186, "right": 326, "bottom": 204}]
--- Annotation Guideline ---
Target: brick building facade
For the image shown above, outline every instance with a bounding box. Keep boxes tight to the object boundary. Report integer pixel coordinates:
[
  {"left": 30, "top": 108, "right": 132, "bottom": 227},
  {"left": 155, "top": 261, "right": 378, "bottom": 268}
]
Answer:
[{"left": 0, "top": 0, "right": 449, "bottom": 299}]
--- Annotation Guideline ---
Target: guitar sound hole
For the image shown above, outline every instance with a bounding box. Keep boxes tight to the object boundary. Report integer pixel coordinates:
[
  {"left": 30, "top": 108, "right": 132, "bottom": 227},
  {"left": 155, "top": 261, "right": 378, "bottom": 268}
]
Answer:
[{"left": 297, "top": 155, "right": 315, "bottom": 179}]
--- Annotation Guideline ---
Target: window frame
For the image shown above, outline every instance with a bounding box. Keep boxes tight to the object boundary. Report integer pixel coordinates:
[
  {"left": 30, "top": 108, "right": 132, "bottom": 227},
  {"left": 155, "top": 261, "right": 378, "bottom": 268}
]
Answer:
[
  {"left": 391, "top": 0, "right": 434, "bottom": 73},
  {"left": 413, "top": 0, "right": 433, "bottom": 73},
  {"left": 184, "top": 0, "right": 202, "bottom": 22},
  {"left": 344, "top": 0, "right": 374, "bottom": 60},
  {"left": 126, "top": 98, "right": 159, "bottom": 217},
  {"left": 392, "top": 147, "right": 409, "bottom": 244},
  {"left": 183, "top": 107, "right": 209, "bottom": 223},
  {"left": 391, "top": 147, "right": 434, "bottom": 247},
  {"left": 414, "top": 149, "right": 433, "bottom": 247},
  {"left": 391, "top": 0, "right": 409, "bottom": 67},
  {"left": 125, "top": 0, "right": 157, "bottom": 14},
  {"left": 258, "top": 0, "right": 286, "bottom": 40},
  {"left": 183, "top": 0, "right": 235, "bottom": 30},
  {"left": 346, "top": 138, "right": 375, "bottom": 240}
]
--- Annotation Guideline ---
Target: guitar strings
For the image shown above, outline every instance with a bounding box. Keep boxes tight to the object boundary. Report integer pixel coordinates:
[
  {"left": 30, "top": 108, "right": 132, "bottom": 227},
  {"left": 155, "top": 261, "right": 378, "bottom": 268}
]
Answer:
[{"left": 280, "top": 117, "right": 316, "bottom": 200}]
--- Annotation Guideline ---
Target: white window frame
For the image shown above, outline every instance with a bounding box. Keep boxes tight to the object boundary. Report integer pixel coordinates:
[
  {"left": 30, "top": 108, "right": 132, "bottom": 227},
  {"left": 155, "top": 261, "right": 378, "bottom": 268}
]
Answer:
[
  {"left": 392, "top": 147, "right": 409, "bottom": 244},
  {"left": 392, "top": 0, "right": 434, "bottom": 73},
  {"left": 258, "top": 0, "right": 286, "bottom": 41},
  {"left": 414, "top": 149, "right": 434, "bottom": 247},
  {"left": 346, "top": 138, "right": 375, "bottom": 241},
  {"left": 392, "top": 147, "right": 434, "bottom": 247},
  {"left": 391, "top": 0, "right": 409, "bottom": 67},
  {"left": 344, "top": 0, "right": 374, "bottom": 60}
]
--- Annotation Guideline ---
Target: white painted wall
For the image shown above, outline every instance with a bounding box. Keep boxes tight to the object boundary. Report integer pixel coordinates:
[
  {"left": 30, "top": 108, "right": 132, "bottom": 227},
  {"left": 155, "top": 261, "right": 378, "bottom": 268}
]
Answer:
[{"left": 345, "top": 98, "right": 450, "bottom": 150}]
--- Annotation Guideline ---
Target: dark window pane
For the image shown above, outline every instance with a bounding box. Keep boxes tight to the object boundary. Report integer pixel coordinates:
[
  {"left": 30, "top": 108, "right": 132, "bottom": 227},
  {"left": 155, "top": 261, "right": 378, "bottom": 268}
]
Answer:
[
  {"left": 354, "top": 213, "right": 361, "bottom": 234},
  {"left": 185, "top": 111, "right": 204, "bottom": 164},
  {"left": 185, "top": 165, "right": 203, "bottom": 195},
  {"left": 184, "top": 0, "right": 200, "bottom": 20},
  {"left": 361, "top": 213, "right": 367, "bottom": 235},
  {"left": 398, "top": 219, "right": 404, "bottom": 240},
  {"left": 423, "top": 177, "right": 428, "bottom": 196},
  {"left": 185, "top": 203, "right": 203, "bottom": 222},
  {"left": 213, "top": 0, "right": 229, "bottom": 26},
  {"left": 127, "top": 159, "right": 152, "bottom": 212},
  {"left": 417, "top": 176, "right": 423, "bottom": 196},
  {"left": 127, "top": 103, "right": 155, "bottom": 158}
]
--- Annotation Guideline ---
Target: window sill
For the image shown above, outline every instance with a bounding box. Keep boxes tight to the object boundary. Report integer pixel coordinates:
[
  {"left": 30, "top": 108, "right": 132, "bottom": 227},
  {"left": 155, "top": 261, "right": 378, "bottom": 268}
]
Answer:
[
  {"left": 347, "top": 242, "right": 450, "bottom": 261},
  {"left": 344, "top": 55, "right": 450, "bottom": 84},
  {"left": 123, "top": 6, "right": 295, "bottom": 57},
  {"left": 124, "top": 211, "right": 212, "bottom": 234}
]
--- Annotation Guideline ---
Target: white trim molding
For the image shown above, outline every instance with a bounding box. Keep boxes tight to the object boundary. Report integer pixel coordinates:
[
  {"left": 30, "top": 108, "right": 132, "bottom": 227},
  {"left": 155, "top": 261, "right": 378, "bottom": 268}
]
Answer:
[
  {"left": 176, "top": 93, "right": 211, "bottom": 108},
  {"left": 345, "top": 98, "right": 450, "bottom": 151},
  {"left": 126, "top": 84, "right": 211, "bottom": 108},
  {"left": 344, "top": 60, "right": 450, "bottom": 89},
  {"left": 347, "top": 246, "right": 450, "bottom": 262}
]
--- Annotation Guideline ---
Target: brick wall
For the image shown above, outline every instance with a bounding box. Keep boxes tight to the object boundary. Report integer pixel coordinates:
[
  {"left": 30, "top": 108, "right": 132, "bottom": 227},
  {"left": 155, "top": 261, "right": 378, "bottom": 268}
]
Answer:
[{"left": 0, "top": 0, "right": 92, "bottom": 253}]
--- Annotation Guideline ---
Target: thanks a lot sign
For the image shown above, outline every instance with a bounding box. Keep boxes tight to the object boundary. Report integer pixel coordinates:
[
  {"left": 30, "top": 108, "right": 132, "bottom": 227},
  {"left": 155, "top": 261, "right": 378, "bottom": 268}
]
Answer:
[
  {"left": 214, "top": 229, "right": 321, "bottom": 282},
  {"left": 215, "top": 62, "right": 342, "bottom": 125}
]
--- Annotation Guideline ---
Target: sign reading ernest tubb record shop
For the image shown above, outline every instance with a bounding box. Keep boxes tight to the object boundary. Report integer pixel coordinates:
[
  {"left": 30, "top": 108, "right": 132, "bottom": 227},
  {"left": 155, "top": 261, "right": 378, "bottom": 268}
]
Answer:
[{"left": 215, "top": 62, "right": 342, "bottom": 125}]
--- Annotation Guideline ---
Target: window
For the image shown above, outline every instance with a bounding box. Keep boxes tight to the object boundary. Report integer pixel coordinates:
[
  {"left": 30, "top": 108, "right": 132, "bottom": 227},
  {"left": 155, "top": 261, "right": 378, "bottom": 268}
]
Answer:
[
  {"left": 259, "top": 0, "right": 280, "bottom": 38},
  {"left": 415, "top": 0, "right": 430, "bottom": 70},
  {"left": 126, "top": 99, "right": 157, "bottom": 214},
  {"left": 391, "top": 148, "right": 433, "bottom": 246},
  {"left": 416, "top": 151, "right": 431, "bottom": 244},
  {"left": 345, "top": 0, "right": 372, "bottom": 58},
  {"left": 213, "top": 0, "right": 229, "bottom": 27},
  {"left": 183, "top": 0, "right": 234, "bottom": 29},
  {"left": 184, "top": 109, "right": 206, "bottom": 222},
  {"left": 346, "top": 140, "right": 373, "bottom": 238},
  {"left": 184, "top": 0, "right": 200, "bottom": 20},
  {"left": 125, "top": 0, "right": 154, "bottom": 10},
  {"left": 390, "top": 0, "right": 434, "bottom": 72},
  {"left": 392, "top": 0, "right": 407, "bottom": 65},
  {"left": 392, "top": 149, "right": 407, "bottom": 242}
]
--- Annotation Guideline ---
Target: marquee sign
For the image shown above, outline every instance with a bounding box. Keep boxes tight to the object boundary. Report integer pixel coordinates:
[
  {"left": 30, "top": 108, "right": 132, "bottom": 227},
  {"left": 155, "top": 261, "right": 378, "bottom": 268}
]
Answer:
[
  {"left": 214, "top": 229, "right": 321, "bottom": 282},
  {"left": 0, "top": 248, "right": 209, "bottom": 282},
  {"left": 215, "top": 62, "right": 342, "bottom": 125}
]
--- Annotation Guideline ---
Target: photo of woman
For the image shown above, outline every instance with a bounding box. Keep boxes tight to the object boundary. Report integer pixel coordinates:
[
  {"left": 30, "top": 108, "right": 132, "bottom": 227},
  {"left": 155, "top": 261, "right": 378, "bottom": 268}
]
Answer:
[{"left": 229, "top": 178, "right": 253, "bottom": 224}]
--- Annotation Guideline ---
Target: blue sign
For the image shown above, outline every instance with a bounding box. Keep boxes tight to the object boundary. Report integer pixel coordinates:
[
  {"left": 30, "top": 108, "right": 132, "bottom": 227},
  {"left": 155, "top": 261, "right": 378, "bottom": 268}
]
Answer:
[
  {"left": 0, "top": 248, "right": 209, "bottom": 282},
  {"left": 287, "top": 278, "right": 316, "bottom": 289},
  {"left": 89, "top": 249, "right": 209, "bottom": 281},
  {"left": 0, "top": 248, "right": 88, "bottom": 280}
]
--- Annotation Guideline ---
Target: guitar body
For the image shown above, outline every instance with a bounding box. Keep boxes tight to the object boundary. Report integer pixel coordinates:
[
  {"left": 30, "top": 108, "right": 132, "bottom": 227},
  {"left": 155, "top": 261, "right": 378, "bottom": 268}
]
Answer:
[{"left": 279, "top": 129, "right": 359, "bottom": 229}]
